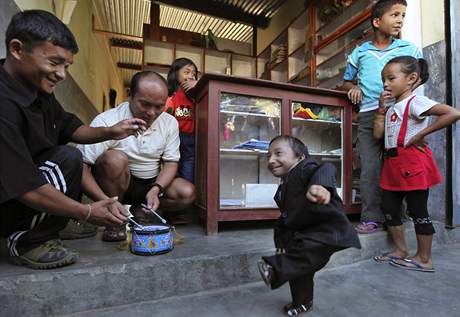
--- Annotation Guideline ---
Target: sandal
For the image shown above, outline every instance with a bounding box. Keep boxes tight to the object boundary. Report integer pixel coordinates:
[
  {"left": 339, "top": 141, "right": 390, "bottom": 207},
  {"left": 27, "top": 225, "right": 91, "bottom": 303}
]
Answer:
[
  {"left": 374, "top": 252, "right": 405, "bottom": 263},
  {"left": 286, "top": 301, "right": 313, "bottom": 316},
  {"left": 356, "top": 221, "right": 383, "bottom": 234},
  {"left": 102, "top": 225, "right": 127, "bottom": 242},
  {"left": 390, "top": 258, "right": 435, "bottom": 273}
]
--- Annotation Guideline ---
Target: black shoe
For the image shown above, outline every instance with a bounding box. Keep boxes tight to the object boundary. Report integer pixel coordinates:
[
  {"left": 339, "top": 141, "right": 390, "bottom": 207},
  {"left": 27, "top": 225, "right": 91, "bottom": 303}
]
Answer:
[
  {"left": 257, "top": 259, "right": 274, "bottom": 288},
  {"left": 286, "top": 301, "right": 313, "bottom": 316}
]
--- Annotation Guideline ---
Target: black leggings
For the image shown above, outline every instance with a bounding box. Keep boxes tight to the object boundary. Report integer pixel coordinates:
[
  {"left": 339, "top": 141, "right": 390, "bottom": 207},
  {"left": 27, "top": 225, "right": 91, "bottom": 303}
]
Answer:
[{"left": 382, "top": 189, "right": 435, "bottom": 235}]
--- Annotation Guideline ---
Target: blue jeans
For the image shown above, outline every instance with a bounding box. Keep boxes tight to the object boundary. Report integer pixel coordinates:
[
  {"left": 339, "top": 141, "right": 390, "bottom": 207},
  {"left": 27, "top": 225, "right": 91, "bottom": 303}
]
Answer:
[{"left": 178, "top": 133, "right": 195, "bottom": 183}]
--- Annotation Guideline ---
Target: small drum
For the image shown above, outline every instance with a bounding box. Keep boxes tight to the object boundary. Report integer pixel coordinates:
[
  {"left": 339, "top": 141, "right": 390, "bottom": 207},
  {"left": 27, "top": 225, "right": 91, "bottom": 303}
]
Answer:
[{"left": 130, "top": 225, "right": 174, "bottom": 256}]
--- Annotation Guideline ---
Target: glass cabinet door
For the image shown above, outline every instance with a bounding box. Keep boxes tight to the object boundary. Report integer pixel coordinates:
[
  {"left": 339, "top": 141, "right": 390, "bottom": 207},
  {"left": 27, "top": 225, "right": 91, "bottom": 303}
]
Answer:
[
  {"left": 219, "top": 93, "right": 281, "bottom": 209},
  {"left": 291, "top": 101, "right": 343, "bottom": 198}
]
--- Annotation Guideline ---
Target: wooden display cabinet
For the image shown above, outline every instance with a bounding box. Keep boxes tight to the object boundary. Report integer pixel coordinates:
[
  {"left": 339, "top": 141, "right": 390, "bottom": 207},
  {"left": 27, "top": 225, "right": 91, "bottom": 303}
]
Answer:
[{"left": 193, "top": 73, "right": 358, "bottom": 234}]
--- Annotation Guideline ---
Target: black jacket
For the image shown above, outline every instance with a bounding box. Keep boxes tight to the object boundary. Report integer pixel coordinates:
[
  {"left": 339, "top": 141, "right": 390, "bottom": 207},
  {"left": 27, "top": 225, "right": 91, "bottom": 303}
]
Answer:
[{"left": 273, "top": 158, "right": 361, "bottom": 250}]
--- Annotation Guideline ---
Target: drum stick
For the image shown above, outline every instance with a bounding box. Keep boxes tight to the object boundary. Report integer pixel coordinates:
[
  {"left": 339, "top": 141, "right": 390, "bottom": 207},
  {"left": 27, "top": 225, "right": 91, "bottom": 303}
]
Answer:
[
  {"left": 141, "top": 203, "right": 167, "bottom": 224},
  {"left": 127, "top": 216, "right": 144, "bottom": 228}
]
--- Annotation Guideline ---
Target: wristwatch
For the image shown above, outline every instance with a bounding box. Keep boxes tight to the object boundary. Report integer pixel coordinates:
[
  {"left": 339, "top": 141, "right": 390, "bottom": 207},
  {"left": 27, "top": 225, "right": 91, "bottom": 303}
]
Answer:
[{"left": 151, "top": 183, "right": 165, "bottom": 198}]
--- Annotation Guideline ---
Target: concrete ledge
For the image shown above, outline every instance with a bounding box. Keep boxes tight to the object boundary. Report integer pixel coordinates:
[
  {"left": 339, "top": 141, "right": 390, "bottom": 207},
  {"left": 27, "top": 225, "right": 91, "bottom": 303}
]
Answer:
[{"left": 0, "top": 222, "right": 458, "bottom": 317}]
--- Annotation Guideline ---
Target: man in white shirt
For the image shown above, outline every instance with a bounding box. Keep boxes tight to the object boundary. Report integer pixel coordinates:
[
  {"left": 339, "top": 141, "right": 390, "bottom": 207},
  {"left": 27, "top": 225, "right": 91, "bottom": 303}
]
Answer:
[{"left": 78, "top": 71, "right": 196, "bottom": 241}]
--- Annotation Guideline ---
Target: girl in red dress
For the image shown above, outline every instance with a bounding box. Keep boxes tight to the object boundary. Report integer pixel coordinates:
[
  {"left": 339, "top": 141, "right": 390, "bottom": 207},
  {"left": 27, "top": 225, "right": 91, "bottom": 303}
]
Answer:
[{"left": 374, "top": 56, "right": 460, "bottom": 272}]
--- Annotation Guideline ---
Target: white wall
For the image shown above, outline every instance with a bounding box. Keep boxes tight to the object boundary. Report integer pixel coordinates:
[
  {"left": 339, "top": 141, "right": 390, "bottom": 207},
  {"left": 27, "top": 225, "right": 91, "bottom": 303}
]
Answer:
[{"left": 420, "top": 0, "right": 445, "bottom": 47}]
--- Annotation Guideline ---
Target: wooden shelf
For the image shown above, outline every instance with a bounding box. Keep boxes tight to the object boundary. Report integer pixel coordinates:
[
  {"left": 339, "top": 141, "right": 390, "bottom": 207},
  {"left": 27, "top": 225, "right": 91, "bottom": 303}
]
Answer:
[
  {"left": 143, "top": 39, "right": 256, "bottom": 78},
  {"left": 316, "top": 29, "right": 372, "bottom": 69},
  {"left": 292, "top": 117, "right": 342, "bottom": 125},
  {"left": 220, "top": 110, "right": 279, "bottom": 118},
  {"left": 220, "top": 148, "right": 268, "bottom": 155}
]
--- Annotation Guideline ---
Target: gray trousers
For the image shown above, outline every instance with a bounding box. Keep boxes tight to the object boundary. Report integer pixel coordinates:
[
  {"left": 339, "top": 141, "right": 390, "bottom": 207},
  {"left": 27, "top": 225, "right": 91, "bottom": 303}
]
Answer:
[{"left": 357, "top": 110, "right": 384, "bottom": 222}]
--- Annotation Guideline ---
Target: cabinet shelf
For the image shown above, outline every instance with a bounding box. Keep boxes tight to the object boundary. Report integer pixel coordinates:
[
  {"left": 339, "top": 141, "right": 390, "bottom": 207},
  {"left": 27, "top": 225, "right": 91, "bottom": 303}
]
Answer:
[
  {"left": 292, "top": 117, "right": 342, "bottom": 124},
  {"left": 220, "top": 110, "right": 280, "bottom": 118},
  {"left": 310, "top": 152, "right": 342, "bottom": 158},
  {"left": 220, "top": 148, "right": 268, "bottom": 155}
]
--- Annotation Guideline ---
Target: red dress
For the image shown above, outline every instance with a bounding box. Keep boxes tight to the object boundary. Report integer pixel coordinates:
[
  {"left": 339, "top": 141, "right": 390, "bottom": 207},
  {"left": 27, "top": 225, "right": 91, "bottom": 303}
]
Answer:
[{"left": 380, "top": 96, "right": 442, "bottom": 191}]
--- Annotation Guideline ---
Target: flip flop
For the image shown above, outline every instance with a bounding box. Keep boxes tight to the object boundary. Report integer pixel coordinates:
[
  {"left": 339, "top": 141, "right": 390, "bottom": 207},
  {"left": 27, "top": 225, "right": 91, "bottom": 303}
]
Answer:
[
  {"left": 373, "top": 252, "right": 405, "bottom": 263},
  {"left": 356, "top": 221, "right": 383, "bottom": 234},
  {"left": 389, "top": 258, "right": 435, "bottom": 273}
]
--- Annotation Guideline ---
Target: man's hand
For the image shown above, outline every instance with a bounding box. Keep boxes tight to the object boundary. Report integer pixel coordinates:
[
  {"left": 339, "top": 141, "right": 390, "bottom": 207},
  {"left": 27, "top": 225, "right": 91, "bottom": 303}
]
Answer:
[
  {"left": 145, "top": 186, "right": 161, "bottom": 211},
  {"left": 110, "top": 118, "right": 147, "bottom": 140},
  {"left": 306, "top": 185, "right": 331, "bottom": 205},
  {"left": 88, "top": 197, "right": 128, "bottom": 226},
  {"left": 347, "top": 86, "right": 363, "bottom": 105},
  {"left": 180, "top": 79, "right": 197, "bottom": 92}
]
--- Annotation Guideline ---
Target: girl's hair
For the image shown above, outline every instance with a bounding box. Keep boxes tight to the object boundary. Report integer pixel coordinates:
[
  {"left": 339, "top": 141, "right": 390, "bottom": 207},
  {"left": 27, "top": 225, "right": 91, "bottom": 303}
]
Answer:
[
  {"left": 386, "top": 56, "right": 430, "bottom": 86},
  {"left": 167, "top": 58, "right": 198, "bottom": 96},
  {"left": 269, "top": 135, "right": 310, "bottom": 158}
]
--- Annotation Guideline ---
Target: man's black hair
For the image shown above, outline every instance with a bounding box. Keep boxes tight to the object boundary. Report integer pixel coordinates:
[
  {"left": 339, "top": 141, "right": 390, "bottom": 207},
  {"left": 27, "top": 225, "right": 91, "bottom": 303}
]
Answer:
[
  {"left": 269, "top": 135, "right": 310, "bottom": 158},
  {"left": 5, "top": 10, "right": 79, "bottom": 54},
  {"left": 371, "top": 0, "right": 407, "bottom": 20},
  {"left": 129, "top": 71, "right": 167, "bottom": 97},
  {"left": 167, "top": 58, "right": 198, "bottom": 96}
]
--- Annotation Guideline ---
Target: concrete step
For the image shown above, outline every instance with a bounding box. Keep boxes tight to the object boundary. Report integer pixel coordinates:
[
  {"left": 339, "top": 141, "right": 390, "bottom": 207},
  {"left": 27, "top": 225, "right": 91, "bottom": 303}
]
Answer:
[
  {"left": 1, "top": 222, "right": 459, "bottom": 317},
  {"left": 58, "top": 243, "right": 460, "bottom": 317}
]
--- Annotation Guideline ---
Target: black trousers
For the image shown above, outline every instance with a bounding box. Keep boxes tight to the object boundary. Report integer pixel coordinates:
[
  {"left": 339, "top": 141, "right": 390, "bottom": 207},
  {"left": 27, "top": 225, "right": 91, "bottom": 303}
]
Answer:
[
  {"left": 0, "top": 145, "right": 82, "bottom": 255},
  {"left": 382, "top": 189, "right": 435, "bottom": 235},
  {"left": 263, "top": 239, "right": 338, "bottom": 306}
]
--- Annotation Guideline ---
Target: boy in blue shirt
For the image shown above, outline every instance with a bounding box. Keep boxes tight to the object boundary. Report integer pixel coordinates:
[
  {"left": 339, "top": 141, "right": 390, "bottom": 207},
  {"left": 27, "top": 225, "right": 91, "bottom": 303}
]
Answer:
[{"left": 341, "top": 0, "right": 422, "bottom": 234}]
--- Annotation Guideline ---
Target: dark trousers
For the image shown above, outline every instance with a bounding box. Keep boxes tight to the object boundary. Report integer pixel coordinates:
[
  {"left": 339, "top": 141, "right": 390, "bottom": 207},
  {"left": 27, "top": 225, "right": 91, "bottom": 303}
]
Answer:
[
  {"left": 357, "top": 110, "right": 384, "bottom": 222},
  {"left": 263, "top": 240, "right": 338, "bottom": 305},
  {"left": 0, "top": 145, "right": 83, "bottom": 255},
  {"left": 178, "top": 133, "right": 195, "bottom": 183},
  {"left": 382, "top": 189, "right": 435, "bottom": 235}
]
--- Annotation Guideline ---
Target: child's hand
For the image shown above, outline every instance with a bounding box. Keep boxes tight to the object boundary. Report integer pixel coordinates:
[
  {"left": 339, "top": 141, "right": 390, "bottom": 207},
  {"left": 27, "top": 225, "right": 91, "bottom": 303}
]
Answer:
[
  {"left": 347, "top": 86, "right": 362, "bottom": 105},
  {"left": 181, "top": 79, "right": 197, "bottom": 92},
  {"left": 306, "top": 185, "right": 331, "bottom": 205},
  {"left": 379, "top": 90, "right": 393, "bottom": 109},
  {"left": 406, "top": 134, "right": 427, "bottom": 152}
]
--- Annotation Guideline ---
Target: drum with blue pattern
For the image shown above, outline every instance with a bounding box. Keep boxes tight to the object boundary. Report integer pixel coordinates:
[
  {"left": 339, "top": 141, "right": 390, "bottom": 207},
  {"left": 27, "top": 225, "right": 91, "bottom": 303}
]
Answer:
[{"left": 130, "top": 225, "right": 173, "bottom": 255}]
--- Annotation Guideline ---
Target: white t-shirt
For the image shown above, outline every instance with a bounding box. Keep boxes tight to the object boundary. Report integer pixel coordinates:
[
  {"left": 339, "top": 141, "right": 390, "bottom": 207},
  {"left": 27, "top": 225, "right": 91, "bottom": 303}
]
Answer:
[
  {"left": 78, "top": 102, "right": 180, "bottom": 179},
  {"left": 384, "top": 94, "right": 438, "bottom": 149}
]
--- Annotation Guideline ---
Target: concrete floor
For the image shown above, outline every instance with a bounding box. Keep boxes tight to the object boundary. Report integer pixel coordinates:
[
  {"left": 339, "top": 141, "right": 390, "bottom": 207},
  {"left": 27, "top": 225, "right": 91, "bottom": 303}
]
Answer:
[
  {"left": 1, "top": 222, "right": 459, "bottom": 317},
  {"left": 60, "top": 243, "right": 460, "bottom": 317}
]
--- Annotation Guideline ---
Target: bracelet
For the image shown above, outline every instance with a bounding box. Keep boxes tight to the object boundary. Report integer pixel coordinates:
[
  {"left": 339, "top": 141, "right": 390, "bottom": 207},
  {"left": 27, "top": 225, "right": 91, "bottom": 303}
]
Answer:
[
  {"left": 151, "top": 183, "right": 165, "bottom": 198},
  {"left": 83, "top": 204, "right": 92, "bottom": 223}
]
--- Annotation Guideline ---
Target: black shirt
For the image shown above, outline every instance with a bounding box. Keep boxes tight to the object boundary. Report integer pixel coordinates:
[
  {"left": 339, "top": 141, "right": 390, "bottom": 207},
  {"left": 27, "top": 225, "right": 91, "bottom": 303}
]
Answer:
[
  {"left": 0, "top": 60, "right": 83, "bottom": 203},
  {"left": 274, "top": 158, "right": 361, "bottom": 249}
]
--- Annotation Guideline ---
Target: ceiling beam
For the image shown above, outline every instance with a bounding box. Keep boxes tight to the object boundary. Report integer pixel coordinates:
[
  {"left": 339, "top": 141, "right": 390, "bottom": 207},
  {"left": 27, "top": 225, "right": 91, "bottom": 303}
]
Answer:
[
  {"left": 155, "top": 0, "right": 270, "bottom": 28},
  {"left": 117, "top": 63, "right": 142, "bottom": 70},
  {"left": 110, "top": 38, "right": 143, "bottom": 50}
]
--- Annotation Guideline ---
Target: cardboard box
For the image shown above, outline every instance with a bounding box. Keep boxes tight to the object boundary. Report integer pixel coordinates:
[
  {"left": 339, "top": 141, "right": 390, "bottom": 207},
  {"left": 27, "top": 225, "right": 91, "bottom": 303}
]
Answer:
[{"left": 245, "top": 184, "right": 278, "bottom": 207}]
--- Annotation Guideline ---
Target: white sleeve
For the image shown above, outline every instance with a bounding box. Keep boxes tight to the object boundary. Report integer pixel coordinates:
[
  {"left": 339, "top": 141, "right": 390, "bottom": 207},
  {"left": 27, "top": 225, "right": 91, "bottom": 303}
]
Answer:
[
  {"left": 411, "top": 96, "right": 438, "bottom": 119},
  {"left": 77, "top": 115, "right": 115, "bottom": 165},
  {"left": 162, "top": 119, "right": 180, "bottom": 162}
]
